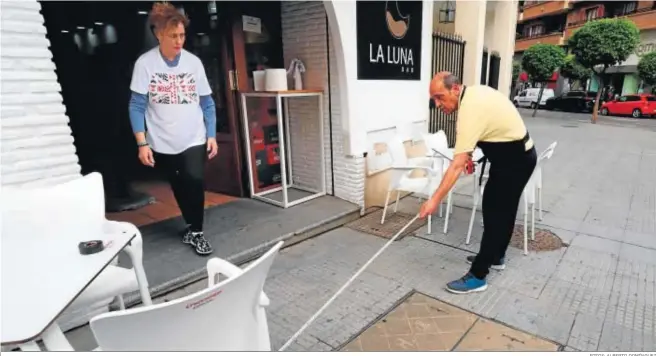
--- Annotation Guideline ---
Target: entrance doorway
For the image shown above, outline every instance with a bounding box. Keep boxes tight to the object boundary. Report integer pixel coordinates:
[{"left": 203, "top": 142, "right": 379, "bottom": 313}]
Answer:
[{"left": 40, "top": 1, "right": 284, "bottom": 226}]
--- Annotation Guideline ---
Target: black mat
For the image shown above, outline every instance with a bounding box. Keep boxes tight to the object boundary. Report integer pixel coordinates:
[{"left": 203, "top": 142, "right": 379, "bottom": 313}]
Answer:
[{"left": 120, "top": 196, "right": 358, "bottom": 298}]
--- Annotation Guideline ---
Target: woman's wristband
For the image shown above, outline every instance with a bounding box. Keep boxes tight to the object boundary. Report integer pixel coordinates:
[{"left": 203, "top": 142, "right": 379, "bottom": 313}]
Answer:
[{"left": 137, "top": 141, "right": 149, "bottom": 147}]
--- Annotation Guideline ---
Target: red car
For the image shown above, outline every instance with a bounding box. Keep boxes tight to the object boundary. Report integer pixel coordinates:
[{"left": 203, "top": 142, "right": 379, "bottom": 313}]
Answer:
[{"left": 600, "top": 94, "right": 656, "bottom": 118}]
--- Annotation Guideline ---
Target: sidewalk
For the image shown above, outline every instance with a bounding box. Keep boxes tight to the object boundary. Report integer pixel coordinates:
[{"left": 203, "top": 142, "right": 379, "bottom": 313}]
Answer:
[{"left": 65, "top": 113, "right": 655, "bottom": 352}]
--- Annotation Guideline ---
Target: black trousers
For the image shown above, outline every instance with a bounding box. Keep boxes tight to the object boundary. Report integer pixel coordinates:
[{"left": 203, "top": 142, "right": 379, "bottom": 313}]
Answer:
[
  {"left": 470, "top": 143, "right": 537, "bottom": 280},
  {"left": 153, "top": 143, "right": 207, "bottom": 232}
]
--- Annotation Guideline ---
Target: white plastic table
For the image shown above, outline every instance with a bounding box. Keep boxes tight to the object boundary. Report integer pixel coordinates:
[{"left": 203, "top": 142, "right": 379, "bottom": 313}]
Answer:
[{"left": 1, "top": 223, "right": 141, "bottom": 350}]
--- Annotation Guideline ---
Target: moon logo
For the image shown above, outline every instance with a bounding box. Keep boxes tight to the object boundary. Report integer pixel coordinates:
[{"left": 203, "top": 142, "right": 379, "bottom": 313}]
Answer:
[{"left": 385, "top": 1, "right": 410, "bottom": 39}]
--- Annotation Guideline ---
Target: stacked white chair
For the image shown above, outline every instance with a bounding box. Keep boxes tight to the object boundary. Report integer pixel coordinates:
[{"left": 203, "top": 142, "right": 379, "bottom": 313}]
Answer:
[
  {"left": 1, "top": 173, "right": 151, "bottom": 350},
  {"left": 421, "top": 131, "right": 453, "bottom": 233},
  {"left": 89, "top": 241, "right": 283, "bottom": 351},
  {"left": 522, "top": 141, "right": 558, "bottom": 254},
  {"left": 372, "top": 135, "right": 440, "bottom": 233}
]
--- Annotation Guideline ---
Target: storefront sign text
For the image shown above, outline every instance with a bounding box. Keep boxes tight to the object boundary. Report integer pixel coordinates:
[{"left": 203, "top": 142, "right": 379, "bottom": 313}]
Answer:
[
  {"left": 357, "top": 1, "right": 423, "bottom": 80},
  {"left": 635, "top": 41, "right": 655, "bottom": 56}
]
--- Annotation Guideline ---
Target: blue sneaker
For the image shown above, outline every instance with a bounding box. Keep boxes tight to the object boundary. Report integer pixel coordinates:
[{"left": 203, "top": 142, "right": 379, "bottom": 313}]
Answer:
[{"left": 446, "top": 273, "right": 488, "bottom": 294}]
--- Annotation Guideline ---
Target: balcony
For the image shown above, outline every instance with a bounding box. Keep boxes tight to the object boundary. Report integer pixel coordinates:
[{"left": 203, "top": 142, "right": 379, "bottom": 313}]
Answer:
[
  {"left": 519, "top": 1, "right": 571, "bottom": 22},
  {"left": 565, "top": 9, "right": 656, "bottom": 40},
  {"left": 515, "top": 32, "right": 565, "bottom": 52}
]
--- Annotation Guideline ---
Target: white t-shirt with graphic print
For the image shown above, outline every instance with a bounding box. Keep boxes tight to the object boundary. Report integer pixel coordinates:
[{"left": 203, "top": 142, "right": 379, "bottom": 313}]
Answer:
[{"left": 130, "top": 47, "right": 211, "bottom": 154}]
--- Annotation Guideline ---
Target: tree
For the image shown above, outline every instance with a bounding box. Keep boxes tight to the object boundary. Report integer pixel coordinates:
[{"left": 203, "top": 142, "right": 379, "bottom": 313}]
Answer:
[
  {"left": 560, "top": 54, "right": 592, "bottom": 90},
  {"left": 521, "top": 44, "right": 566, "bottom": 117},
  {"left": 512, "top": 61, "right": 522, "bottom": 83},
  {"left": 568, "top": 18, "right": 640, "bottom": 123},
  {"left": 637, "top": 51, "right": 656, "bottom": 93}
]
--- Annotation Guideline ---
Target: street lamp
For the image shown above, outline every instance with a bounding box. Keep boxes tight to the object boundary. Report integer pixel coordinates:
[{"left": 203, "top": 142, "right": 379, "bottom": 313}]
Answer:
[{"left": 439, "top": 0, "right": 455, "bottom": 24}]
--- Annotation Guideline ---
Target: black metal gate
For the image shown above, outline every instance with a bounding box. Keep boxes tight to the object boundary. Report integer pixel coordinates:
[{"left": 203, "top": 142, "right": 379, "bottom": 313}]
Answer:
[
  {"left": 488, "top": 52, "right": 500, "bottom": 90},
  {"left": 429, "top": 32, "right": 466, "bottom": 147}
]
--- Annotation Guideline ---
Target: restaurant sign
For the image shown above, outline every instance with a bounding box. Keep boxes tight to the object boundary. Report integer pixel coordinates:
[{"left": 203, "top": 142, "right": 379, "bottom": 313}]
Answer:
[{"left": 356, "top": 1, "right": 423, "bottom": 80}]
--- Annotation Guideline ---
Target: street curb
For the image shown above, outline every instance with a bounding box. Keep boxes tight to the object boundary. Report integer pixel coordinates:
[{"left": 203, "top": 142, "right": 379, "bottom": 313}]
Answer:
[{"left": 120, "top": 207, "right": 362, "bottom": 309}]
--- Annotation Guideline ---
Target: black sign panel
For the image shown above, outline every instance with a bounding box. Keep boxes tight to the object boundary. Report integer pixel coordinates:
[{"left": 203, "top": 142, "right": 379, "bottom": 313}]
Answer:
[{"left": 356, "top": 1, "right": 423, "bottom": 80}]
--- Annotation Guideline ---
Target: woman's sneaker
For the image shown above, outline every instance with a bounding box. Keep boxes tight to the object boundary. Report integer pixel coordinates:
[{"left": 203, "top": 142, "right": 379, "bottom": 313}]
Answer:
[
  {"left": 182, "top": 228, "right": 194, "bottom": 245},
  {"left": 190, "top": 232, "right": 213, "bottom": 255},
  {"left": 466, "top": 255, "right": 506, "bottom": 271},
  {"left": 182, "top": 229, "right": 213, "bottom": 255}
]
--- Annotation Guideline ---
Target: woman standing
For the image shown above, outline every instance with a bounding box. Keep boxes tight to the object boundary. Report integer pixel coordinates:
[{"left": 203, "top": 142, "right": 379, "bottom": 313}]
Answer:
[{"left": 129, "top": 2, "right": 218, "bottom": 255}]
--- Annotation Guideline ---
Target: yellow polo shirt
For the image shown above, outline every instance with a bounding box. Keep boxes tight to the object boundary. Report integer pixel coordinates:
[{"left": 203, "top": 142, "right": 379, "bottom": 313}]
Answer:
[{"left": 454, "top": 85, "right": 534, "bottom": 155}]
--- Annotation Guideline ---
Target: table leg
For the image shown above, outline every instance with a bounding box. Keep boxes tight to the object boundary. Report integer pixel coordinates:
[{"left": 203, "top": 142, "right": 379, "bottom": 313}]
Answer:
[{"left": 41, "top": 323, "right": 74, "bottom": 351}]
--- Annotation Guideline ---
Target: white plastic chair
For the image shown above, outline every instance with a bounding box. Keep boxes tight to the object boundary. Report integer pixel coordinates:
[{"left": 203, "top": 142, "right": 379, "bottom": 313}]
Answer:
[
  {"left": 0, "top": 173, "right": 150, "bottom": 333},
  {"left": 424, "top": 131, "right": 485, "bottom": 237},
  {"left": 89, "top": 241, "right": 283, "bottom": 351},
  {"left": 373, "top": 136, "right": 440, "bottom": 233},
  {"left": 422, "top": 131, "right": 453, "bottom": 232},
  {"left": 522, "top": 141, "right": 558, "bottom": 254}
]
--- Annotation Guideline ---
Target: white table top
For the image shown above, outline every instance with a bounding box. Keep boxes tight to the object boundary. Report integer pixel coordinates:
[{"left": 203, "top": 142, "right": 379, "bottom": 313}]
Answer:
[{"left": 1, "top": 222, "right": 135, "bottom": 345}]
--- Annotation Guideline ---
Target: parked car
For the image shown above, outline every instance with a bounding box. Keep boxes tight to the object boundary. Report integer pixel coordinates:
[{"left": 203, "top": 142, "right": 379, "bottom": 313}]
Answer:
[
  {"left": 513, "top": 88, "right": 555, "bottom": 109},
  {"left": 600, "top": 94, "right": 656, "bottom": 118},
  {"left": 544, "top": 91, "right": 597, "bottom": 113}
]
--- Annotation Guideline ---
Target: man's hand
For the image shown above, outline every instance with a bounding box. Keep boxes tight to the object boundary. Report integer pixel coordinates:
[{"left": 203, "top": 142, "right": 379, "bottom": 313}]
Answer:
[
  {"left": 138, "top": 145, "right": 155, "bottom": 167},
  {"left": 419, "top": 197, "right": 440, "bottom": 218},
  {"left": 207, "top": 137, "right": 218, "bottom": 159}
]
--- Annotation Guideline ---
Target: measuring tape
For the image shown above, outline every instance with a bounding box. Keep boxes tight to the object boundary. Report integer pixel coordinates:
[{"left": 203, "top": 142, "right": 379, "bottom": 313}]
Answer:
[{"left": 278, "top": 214, "right": 420, "bottom": 351}]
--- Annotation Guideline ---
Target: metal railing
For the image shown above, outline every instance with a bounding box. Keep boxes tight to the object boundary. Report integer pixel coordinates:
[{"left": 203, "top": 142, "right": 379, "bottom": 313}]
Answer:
[{"left": 429, "top": 32, "right": 466, "bottom": 147}]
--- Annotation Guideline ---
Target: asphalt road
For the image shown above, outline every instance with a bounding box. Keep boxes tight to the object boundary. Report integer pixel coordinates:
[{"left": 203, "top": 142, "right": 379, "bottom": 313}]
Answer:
[{"left": 518, "top": 108, "right": 656, "bottom": 132}]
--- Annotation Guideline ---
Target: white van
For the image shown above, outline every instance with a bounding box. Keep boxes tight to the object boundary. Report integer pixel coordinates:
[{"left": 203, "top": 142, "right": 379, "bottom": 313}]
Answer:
[{"left": 513, "top": 88, "right": 555, "bottom": 108}]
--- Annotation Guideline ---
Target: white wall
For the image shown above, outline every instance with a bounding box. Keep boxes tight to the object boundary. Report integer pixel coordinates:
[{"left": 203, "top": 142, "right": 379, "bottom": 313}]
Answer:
[
  {"left": 325, "top": 0, "right": 434, "bottom": 155},
  {"left": 1, "top": 1, "right": 82, "bottom": 187}
]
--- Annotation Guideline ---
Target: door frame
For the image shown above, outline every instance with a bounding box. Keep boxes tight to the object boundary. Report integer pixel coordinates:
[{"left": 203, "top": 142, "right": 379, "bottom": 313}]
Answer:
[{"left": 204, "top": 6, "right": 250, "bottom": 197}]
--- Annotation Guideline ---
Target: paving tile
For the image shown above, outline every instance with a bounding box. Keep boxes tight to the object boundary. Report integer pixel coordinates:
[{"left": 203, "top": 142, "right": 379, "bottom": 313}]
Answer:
[
  {"left": 454, "top": 319, "right": 559, "bottom": 351},
  {"left": 618, "top": 243, "right": 656, "bottom": 265},
  {"left": 597, "top": 319, "right": 656, "bottom": 352},
  {"left": 622, "top": 230, "right": 656, "bottom": 250},
  {"left": 567, "top": 313, "right": 604, "bottom": 351},
  {"left": 560, "top": 245, "right": 618, "bottom": 273},
  {"left": 494, "top": 293, "right": 576, "bottom": 345},
  {"left": 538, "top": 278, "right": 612, "bottom": 318},
  {"left": 552, "top": 260, "right": 616, "bottom": 294},
  {"left": 570, "top": 234, "right": 623, "bottom": 254}
]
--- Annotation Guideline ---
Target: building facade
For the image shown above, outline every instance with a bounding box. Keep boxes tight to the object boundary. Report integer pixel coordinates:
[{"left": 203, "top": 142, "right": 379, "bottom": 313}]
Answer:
[{"left": 513, "top": 0, "right": 656, "bottom": 95}]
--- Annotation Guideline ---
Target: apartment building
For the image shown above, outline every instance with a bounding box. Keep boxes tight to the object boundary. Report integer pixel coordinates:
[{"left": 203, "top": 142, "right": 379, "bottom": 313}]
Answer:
[{"left": 514, "top": 0, "right": 656, "bottom": 95}]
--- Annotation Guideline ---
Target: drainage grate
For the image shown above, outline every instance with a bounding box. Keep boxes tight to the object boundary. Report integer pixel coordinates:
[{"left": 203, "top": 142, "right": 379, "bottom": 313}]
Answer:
[{"left": 345, "top": 209, "right": 425, "bottom": 241}]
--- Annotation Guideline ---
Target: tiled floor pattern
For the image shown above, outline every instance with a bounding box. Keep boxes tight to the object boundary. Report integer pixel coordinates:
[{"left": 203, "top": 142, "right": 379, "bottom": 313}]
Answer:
[
  {"left": 105, "top": 181, "right": 237, "bottom": 226},
  {"left": 341, "top": 292, "right": 560, "bottom": 352}
]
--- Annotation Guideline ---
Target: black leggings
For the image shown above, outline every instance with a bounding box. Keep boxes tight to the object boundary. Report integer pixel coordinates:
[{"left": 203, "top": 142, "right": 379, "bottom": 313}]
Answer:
[
  {"left": 470, "top": 145, "right": 537, "bottom": 279},
  {"left": 153, "top": 144, "right": 206, "bottom": 232}
]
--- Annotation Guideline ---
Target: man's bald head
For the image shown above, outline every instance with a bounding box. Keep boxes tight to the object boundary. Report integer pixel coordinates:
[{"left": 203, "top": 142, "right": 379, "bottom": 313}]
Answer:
[{"left": 429, "top": 71, "right": 461, "bottom": 115}]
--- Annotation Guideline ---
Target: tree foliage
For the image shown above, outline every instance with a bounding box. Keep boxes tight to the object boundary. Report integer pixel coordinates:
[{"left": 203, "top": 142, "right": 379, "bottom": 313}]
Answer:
[
  {"left": 567, "top": 18, "right": 640, "bottom": 123},
  {"left": 512, "top": 61, "right": 521, "bottom": 83},
  {"left": 637, "top": 51, "right": 656, "bottom": 88},
  {"left": 521, "top": 44, "right": 566, "bottom": 82},
  {"left": 568, "top": 19, "right": 640, "bottom": 73},
  {"left": 560, "top": 54, "right": 592, "bottom": 87},
  {"left": 521, "top": 44, "right": 565, "bottom": 117}
]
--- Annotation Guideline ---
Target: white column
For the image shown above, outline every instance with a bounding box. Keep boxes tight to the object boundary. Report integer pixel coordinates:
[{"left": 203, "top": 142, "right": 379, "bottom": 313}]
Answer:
[
  {"left": 492, "top": 0, "right": 519, "bottom": 97},
  {"left": 455, "top": 0, "right": 486, "bottom": 86}
]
